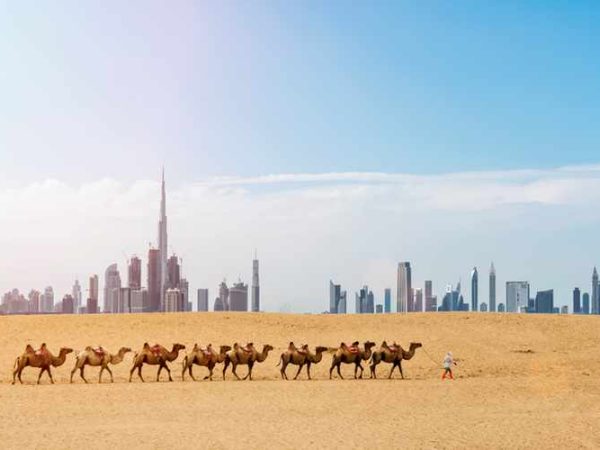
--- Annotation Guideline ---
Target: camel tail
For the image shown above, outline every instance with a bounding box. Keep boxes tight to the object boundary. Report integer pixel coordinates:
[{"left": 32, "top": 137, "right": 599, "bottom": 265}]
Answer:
[
  {"left": 13, "top": 357, "right": 19, "bottom": 369},
  {"left": 276, "top": 355, "right": 282, "bottom": 367}
]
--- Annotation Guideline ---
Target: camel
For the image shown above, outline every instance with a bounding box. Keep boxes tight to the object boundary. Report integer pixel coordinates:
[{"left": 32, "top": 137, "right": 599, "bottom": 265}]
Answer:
[
  {"left": 12, "top": 344, "right": 73, "bottom": 384},
  {"left": 70, "top": 346, "right": 132, "bottom": 383},
  {"left": 329, "top": 341, "right": 376, "bottom": 380},
  {"left": 277, "top": 343, "right": 329, "bottom": 380},
  {"left": 222, "top": 342, "right": 274, "bottom": 381},
  {"left": 129, "top": 343, "right": 186, "bottom": 382},
  {"left": 370, "top": 341, "right": 422, "bottom": 379},
  {"left": 181, "top": 344, "right": 231, "bottom": 381}
]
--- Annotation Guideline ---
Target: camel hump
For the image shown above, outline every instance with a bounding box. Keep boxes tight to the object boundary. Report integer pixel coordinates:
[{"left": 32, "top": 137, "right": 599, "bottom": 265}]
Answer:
[
  {"left": 85, "top": 345, "right": 93, "bottom": 351},
  {"left": 25, "top": 344, "right": 34, "bottom": 353}
]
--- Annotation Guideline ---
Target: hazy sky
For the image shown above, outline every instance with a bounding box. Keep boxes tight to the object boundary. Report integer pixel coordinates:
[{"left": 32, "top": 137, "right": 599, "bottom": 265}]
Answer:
[{"left": 1, "top": 2, "right": 599, "bottom": 311}]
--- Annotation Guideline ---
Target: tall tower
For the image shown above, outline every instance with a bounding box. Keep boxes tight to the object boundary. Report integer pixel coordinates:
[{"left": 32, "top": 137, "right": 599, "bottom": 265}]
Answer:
[
  {"left": 397, "top": 262, "right": 411, "bottom": 313},
  {"left": 471, "top": 267, "right": 478, "bottom": 312},
  {"left": 158, "top": 168, "right": 168, "bottom": 311},
  {"left": 592, "top": 267, "right": 599, "bottom": 314},
  {"left": 128, "top": 256, "right": 142, "bottom": 290},
  {"left": 489, "top": 263, "right": 496, "bottom": 312},
  {"left": 251, "top": 251, "right": 260, "bottom": 312}
]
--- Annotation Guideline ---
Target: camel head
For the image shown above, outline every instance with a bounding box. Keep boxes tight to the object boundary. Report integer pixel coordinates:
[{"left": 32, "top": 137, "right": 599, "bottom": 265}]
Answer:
[
  {"left": 409, "top": 342, "right": 422, "bottom": 351},
  {"left": 60, "top": 347, "right": 74, "bottom": 355},
  {"left": 364, "top": 341, "right": 376, "bottom": 350},
  {"left": 172, "top": 343, "right": 186, "bottom": 352},
  {"left": 315, "top": 346, "right": 328, "bottom": 354},
  {"left": 263, "top": 344, "right": 274, "bottom": 352},
  {"left": 118, "top": 347, "right": 132, "bottom": 355},
  {"left": 219, "top": 345, "right": 232, "bottom": 354},
  {"left": 301, "top": 344, "right": 309, "bottom": 351}
]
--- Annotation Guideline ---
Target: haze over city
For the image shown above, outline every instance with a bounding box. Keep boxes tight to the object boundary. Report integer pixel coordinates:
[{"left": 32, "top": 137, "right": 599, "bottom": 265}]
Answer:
[{"left": 2, "top": 2, "right": 600, "bottom": 311}]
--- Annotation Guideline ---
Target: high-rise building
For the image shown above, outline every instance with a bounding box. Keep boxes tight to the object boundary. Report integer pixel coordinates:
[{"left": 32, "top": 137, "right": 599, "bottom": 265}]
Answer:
[
  {"left": 214, "top": 296, "right": 225, "bottom": 311},
  {"left": 103, "top": 264, "right": 121, "bottom": 313},
  {"left": 158, "top": 169, "right": 168, "bottom": 311},
  {"left": 87, "top": 275, "right": 99, "bottom": 313},
  {"left": 128, "top": 256, "right": 142, "bottom": 289},
  {"left": 506, "top": 281, "right": 530, "bottom": 313},
  {"left": 489, "top": 263, "right": 496, "bottom": 312},
  {"left": 471, "top": 267, "right": 478, "bottom": 312},
  {"left": 28, "top": 290, "right": 40, "bottom": 314},
  {"left": 376, "top": 304, "right": 383, "bottom": 313},
  {"left": 367, "top": 290, "right": 375, "bottom": 313},
  {"left": 62, "top": 295, "right": 75, "bottom": 314},
  {"left": 424, "top": 281, "right": 433, "bottom": 312},
  {"left": 355, "top": 286, "right": 373, "bottom": 313},
  {"left": 573, "top": 288, "right": 581, "bottom": 314},
  {"left": 179, "top": 278, "right": 190, "bottom": 311},
  {"left": 426, "top": 295, "right": 438, "bottom": 312},
  {"left": 397, "top": 262, "right": 411, "bottom": 313},
  {"left": 329, "top": 280, "right": 342, "bottom": 314},
  {"left": 440, "top": 283, "right": 465, "bottom": 312},
  {"left": 582, "top": 292, "right": 590, "bottom": 314},
  {"left": 117, "top": 287, "right": 131, "bottom": 313},
  {"left": 164, "top": 288, "right": 183, "bottom": 312},
  {"left": 229, "top": 281, "right": 248, "bottom": 312},
  {"left": 535, "top": 289, "right": 554, "bottom": 314},
  {"left": 480, "top": 302, "right": 488, "bottom": 312},
  {"left": 384, "top": 288, "right": 391, "bottom": 313},
  {"left": 197, "top": 288, "right": 209, "bottom": 312},
  {"left": 72, "top": 279, "right": 82, "bottom": 313},
  {"left": 147, "top": 248, "right": 161, "bottom": 312},
  {"left": 42, "top": 286, "right": 54, "bottom": 313},
  {"left": 252, "top": 254, "right": 260, "bottom": 312},
  {"left": 414, "top": 288, "right": 423, "bottom": 312},
  {"left": 219, "top": 280, "right": 229, "bottom": 311},
  {"left": 592, "top": 267, "right": 599, "bottom": 314},
  {"left": 130, "top": 289, "right": 148, "bottom": 313},
  {"left": 166, "top": 255, "right": 180, "bottom": 289},
  {"left": 338, "top": 291, "right": 347, "bottom": 314}
]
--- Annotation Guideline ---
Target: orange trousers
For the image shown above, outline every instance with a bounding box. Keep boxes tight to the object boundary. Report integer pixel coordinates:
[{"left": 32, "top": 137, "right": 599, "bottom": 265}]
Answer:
[{"left": 442, "top": 368, "right": 453, "bottom": 379}]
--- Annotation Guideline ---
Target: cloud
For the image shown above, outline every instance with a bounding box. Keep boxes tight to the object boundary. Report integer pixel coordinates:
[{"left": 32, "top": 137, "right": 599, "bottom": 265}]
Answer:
[{"left": 0, "top": 164, "right": 599, "bottom": 312}]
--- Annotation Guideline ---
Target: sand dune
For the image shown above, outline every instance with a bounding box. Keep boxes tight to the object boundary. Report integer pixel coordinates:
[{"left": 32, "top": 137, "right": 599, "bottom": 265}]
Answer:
[{"left": 1, "top": 312, "right": 599, "bottom": 449}]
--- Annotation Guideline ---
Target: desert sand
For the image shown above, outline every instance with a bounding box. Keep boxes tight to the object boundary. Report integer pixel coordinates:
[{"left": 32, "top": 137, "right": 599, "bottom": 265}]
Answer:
[{"left": 1, "top": 312, "right": 599, "bottom": 449}]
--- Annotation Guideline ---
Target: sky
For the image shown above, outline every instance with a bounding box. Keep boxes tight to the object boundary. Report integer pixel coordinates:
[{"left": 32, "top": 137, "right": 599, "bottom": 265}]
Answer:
[{"left": 1, "top": 2, "right": 599, "bottom": 311}]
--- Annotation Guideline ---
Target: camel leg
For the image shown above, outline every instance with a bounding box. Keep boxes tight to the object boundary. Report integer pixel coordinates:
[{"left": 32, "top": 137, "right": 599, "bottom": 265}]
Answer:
[
  {"left": 280, "top": 361, "right": 288, "bottom": 380},
  {"left": 18, "top": 367, "right": 24, "bottom": 384},
  {"left": 70, "top": 365, "right": 77, "bottom": 383},
  {"left": 37, "top": 367, "right": 46, "bottom": 384},
  {"left": 370, "top": 360, "right": 378, "bottom": 379},
  {"left": 138, "top": 365, "right": 145, "bottom": 382},
  {"left": 243, "top": 362, "right": 254, "bottom": 381},
  {"left": 398, "top": 362, "right": 404, "bottom": 380},
  {"left": 12, "top": 366, "right": 20, "bottom": 385},
  {"left": 329, "top": 359, "right": 336, "bottom": 379},
  {"left": 188, "top": 365, "right": 196, "bottom": 381},
  {"left": 99, "top": 366, "right": 104, "bottom": 383},
  {"left": 48, "top": 367, "right": 55, "bottom": 384},
  {"left": 357, "top": 363, "right": 364, "bottom": 379},
  {"left": 80, "top": 366, "right": 89, "bottom": 383},
  {"left": 165, "top": 363, "right": 173, "bottom": 382},
  {"left": 231, "top": 363, "right": 241, "bottom": 381},
  {"left": 336, "top": 363, "right": 343, "bottom": 379},
  {"left": 156, "top": 364, "right": 163, "bottom": 382},
  {"left": 293, "top": 364, "right": 303, "bottom": 380},
  {"left": 105, "top": 365, "right": 114, "bottom": 383},
  {"left": 222, "top": 359, "right": 230, "bottom": 380},
  {"left": 389, "top": 362, "right": 397, "bottom": 379},
  {"left": 306, "top": 362, "right": 312, "bottom": 380}
]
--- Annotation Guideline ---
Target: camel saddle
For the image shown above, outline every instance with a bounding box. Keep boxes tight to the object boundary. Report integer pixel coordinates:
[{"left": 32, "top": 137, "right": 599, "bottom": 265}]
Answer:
[
  {"left": 150, "top": 345, "right": 163, "bottom": 357},
  {"left": 389, "top": 345, "right": 401, "bottom": 354},
  {"left": 93, "top": 347, "right": 106, "bottom": 358},
  {"left": 345, "top": 344, "right": 360, "bottom": 354}
]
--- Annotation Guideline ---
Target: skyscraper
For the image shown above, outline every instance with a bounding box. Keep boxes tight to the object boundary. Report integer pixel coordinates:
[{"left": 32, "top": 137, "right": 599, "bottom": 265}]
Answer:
[
  {"left": 592, "top": 267, "right": 598, "bottom": 314},
  {"left": 329, "top": 280, "right": 342, "bottom": 314},
  {"left": 489, "top": 263, "right": 496, "bottom": 312},
  {"left": 229, "top": 280, "right": 248, "bottom": 311},
  {"left": 164, "top": 288, "right": 183, "bottom": 312},
  {"left": 72, "top": 279, "right": 82, "bottom": 313},
  {"left": 535, "top": 289, "right": 554, "bottom": 314},
  {"left": 158, "top": 169, "right": 168, "bottom": 311},
  {"left": 104, "top": 263, "right": 121, "bottom": 313},
  {"left": 87, "top": 275, "right": 98, "bottom": 313},
  {"left": 573, "top": 287, "right": 581, "bottom": 314},
  {"left": 338, "top": 290, "right": 347, "bottom": 314},
  {"left": 414, "top": 288, "right": 423, "bottom": 312},
  {"left": 42, "top": 286, "right": 54, "bottom": 313},
  {"left": 219, "top": 280, "right": 229, "bottom": 311},
  {"left": 582, "top": 292, "right": 590, "bottom": 314},
  {"left": 28, "top": 290, "right": 40, "bottom": 314},
  {"left": 471, "top": 267, "right": 478, "bottom": 312},
  {"left": 166, "top": 255, "right": 180, "bottom": 289},
  {"left": 180, "top": 278, "right": 190, "bottom": 311},
  {"left": 384, "top": 288, "right": 391, "bottom": 313},
  {"left": 128, "top": 256, "right": 142, "bottom": 290},
  {"left": 147, "top": 248, "right": 161, "bottom": 312},
  {"left": 251, "top": 253, "right": 260, "bottom": 312},
  {"left": 62, "top": 295, "right": 74, "bottom": 314},
  {"left": 506, "top": 281, "right": 530, "bottom": 313},
  {"left": 397, "top": 262, "right": 411, "bottom": 313},
  {"left": 197, "top": 288, "right": 209, "bottom": 312}
]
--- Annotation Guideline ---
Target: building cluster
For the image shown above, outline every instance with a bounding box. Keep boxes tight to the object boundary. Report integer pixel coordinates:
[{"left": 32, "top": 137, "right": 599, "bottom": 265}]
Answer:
[
  {"left": 327, "top": 262, "right": 600, "bottom": 316},
  {"left": 0, "top": 170, "right": 260, "bottom": 316}
]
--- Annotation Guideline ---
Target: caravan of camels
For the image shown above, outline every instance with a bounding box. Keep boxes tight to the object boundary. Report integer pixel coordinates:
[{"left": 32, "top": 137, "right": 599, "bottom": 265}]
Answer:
[{"left": 11, "top": 340, "right": 422, "bottom": 385}]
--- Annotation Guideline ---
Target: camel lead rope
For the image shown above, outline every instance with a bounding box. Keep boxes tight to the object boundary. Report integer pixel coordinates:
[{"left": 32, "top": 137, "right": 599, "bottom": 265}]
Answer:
[{"left": 421, "top": 347, "right": 442, "bottom": 368}]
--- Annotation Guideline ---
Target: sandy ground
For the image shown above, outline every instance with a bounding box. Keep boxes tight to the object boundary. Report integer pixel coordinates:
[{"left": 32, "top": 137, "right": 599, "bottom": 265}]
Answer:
[{"left": 1, "top": 312, "right": 599, "bottom": 449}]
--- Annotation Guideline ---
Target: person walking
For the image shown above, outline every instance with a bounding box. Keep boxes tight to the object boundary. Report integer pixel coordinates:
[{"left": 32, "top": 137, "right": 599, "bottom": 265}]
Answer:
[{"left": 442, "top": 351, "right": 456, "bottom": 380}]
